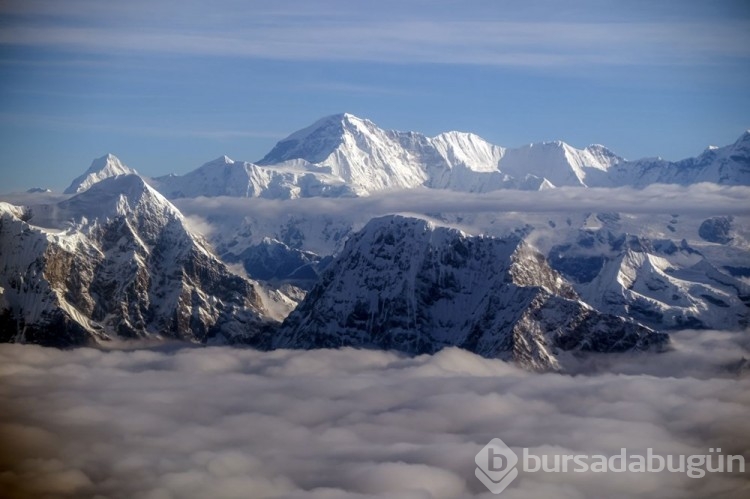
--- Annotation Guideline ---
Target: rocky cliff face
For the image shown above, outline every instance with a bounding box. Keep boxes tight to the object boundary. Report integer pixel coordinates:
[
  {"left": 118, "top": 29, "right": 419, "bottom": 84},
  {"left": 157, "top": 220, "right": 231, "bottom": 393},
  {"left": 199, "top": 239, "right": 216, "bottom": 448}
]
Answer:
[
  {"left": 0, "top": 175, "right": 273, "bottom": 346},
  {"left": 275, "top": 215, "right": 667, "bottom": 370}
]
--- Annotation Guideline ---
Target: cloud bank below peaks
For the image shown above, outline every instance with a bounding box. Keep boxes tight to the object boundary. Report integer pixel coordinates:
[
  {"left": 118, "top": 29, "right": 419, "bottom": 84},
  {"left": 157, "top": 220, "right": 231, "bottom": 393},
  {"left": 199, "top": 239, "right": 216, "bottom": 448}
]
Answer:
[
  {"left": 173, "top": 183, "right": 750, "bottom": 221},
  {"left": 0, "top": 329, "right": 748, "bottom": 498}
]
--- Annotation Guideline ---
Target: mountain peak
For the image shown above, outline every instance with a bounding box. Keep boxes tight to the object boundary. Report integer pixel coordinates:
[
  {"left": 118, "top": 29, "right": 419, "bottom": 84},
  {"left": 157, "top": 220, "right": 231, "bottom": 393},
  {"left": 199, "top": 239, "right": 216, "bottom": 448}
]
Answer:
[
  {"left": 203, "top": 155, "right": 235, "bottom": 167},
  {"left": 258, "top": 116, "right": 345, "bottom": 165},
  {"left": 86, "top": 153, "right": 128, "bottom": 174},
  {"left": 64, "top": 153, "right": 138, "bottom": 194},
  {"left": 319, "top": 112, "right": 363, "bottom": 124},
  {"left": 257, "top": 113, "right": 379, "bottom": 166},
  {"left": 734, "top": 129, "right": 750, "bottom": 147},
  {"left": 285, "top": 112, "right": 367, "bottom": 139}
]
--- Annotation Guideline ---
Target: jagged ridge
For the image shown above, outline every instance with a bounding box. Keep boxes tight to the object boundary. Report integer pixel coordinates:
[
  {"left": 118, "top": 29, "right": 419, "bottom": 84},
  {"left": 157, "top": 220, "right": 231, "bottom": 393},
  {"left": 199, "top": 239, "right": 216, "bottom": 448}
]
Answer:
[{"left": 0, "top": 175, "right": 274, "bottom": 346}]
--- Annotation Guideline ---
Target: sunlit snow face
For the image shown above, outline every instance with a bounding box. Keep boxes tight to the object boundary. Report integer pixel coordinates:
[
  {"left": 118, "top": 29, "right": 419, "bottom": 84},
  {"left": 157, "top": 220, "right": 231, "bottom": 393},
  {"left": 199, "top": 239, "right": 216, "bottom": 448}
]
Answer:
[{"left": 0, "top": 330, "right": 748, "bottom": 499}]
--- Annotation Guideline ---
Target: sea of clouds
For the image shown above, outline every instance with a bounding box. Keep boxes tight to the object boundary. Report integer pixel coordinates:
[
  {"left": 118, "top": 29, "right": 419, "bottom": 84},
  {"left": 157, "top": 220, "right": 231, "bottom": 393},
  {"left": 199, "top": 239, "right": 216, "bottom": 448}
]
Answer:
[{"left": 0, "top": 330, "right": 748, "bottom": 499}]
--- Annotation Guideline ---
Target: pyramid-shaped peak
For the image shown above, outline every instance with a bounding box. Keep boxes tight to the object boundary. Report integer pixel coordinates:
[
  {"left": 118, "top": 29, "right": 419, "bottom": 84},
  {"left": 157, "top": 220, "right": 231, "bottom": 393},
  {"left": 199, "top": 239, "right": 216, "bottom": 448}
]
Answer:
[
  {"left": 734, "top": 129, "right": 750, "bottom": 146},
  {"left": 320, "top": 112, "right": 366, "bottom": 123},
  {"left": 201, "top": 155, "right": 235, "bottom": 167},
  {"left": 257, "top": 113, "right": 381, "bottom": 165},
  {"left": 65, "top": 153, "right": 138, "bottom": 194},
  {"left": 86, "top": 153, "right": 129, "bottom": 173},
  {"left": 298, "top": 112, "right": 371, "bottom": 133},
  {"left": 284, "top": 113, "right": 377, "bottom": 140}
]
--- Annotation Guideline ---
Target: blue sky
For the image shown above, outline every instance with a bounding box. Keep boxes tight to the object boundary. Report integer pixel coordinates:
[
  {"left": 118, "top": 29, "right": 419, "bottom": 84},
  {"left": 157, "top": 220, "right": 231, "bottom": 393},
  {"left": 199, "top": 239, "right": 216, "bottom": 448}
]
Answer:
[{"left": 1, "top": 0, "right": 749, "bottom": 192}]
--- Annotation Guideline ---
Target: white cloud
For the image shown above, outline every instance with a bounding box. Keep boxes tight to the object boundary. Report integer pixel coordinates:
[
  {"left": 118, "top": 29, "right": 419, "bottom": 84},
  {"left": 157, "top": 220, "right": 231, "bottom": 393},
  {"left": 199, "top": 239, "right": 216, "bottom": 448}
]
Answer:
[
  {"left": 182, "top": 215, "right": 216, "bottom": 239},
  {"left": 0, "top": 332, "right": 748, "bottom": 498},
  {"left": 173, "top": 184, "right": 750, "bottom": 221}
]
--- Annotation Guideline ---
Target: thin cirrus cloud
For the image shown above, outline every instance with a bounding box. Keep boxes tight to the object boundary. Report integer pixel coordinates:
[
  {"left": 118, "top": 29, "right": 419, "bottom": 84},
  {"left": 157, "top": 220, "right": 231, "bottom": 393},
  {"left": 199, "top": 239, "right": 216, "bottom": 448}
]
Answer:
[
  {"left": 0, "top": 22, "right": 746, "bottom": 67},
  {"left": 1, "top": 2, "right": 748, "bottom": 69},
  {"left": 0, "top": 112, "right": 285, "bottom": 141},
  {"left": 0, "top": 330, "right": 747, "bottom": 498}
]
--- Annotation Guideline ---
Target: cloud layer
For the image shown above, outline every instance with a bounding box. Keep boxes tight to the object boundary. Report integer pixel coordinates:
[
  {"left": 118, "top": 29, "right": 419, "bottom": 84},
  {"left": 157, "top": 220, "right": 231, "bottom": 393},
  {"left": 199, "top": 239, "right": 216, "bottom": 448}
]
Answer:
[
  {"left": 174, "top": 184, "right": 750, "bottom": 221},
  {"left": 0, "top": 331, "right": 748, "bottom": 498},
  {"left": 169, "top": 183, "right": 750, "bottom": 256}
]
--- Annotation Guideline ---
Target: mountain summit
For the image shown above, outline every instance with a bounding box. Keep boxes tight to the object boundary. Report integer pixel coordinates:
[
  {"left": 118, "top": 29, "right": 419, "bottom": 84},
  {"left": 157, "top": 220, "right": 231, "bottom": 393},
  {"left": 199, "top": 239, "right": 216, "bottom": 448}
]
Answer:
[
  {"left": 64, "top": 153, "right": 138, "bottom": 194},
  {"left": 258, "top": 113, "right": 365, "bottom": 165},
  {"left": 258, "top": 113, "right": 431, "bottom": 193}
]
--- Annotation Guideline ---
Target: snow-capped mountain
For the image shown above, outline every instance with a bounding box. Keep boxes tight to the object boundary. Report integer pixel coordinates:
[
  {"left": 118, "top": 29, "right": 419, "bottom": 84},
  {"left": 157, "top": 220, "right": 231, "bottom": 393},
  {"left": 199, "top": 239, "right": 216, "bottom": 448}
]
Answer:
[
  {"left": 257, "top": 113, "right": 434, "bottom": 194},
  {"left": 156, "top": 113, "right": 611, "bottom": 199},
  {"left": 0, "top": 174, "right": 274, "bottom": 346},
  {"left": 275, "top": 215, "right": 668, "bottom": 370},
  {"left": 64, "top": 153, "right": 138, "bottom": 194},
  {"left": 607, "top": 130, "right": 750, "bottom": 187},
  {"left": 154, "top": 114, "right": 749, "bottom": 200},
  {"left": 495, "top": 141, "right": 621, "bottom": 187}
]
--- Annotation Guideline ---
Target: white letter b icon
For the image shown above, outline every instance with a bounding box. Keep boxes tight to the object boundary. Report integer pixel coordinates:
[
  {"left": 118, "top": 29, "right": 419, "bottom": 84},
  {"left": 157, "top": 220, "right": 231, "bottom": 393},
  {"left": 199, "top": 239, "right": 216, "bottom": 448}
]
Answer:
[{"left": 475, "top": 438, "right": 519, "bottom": 494}]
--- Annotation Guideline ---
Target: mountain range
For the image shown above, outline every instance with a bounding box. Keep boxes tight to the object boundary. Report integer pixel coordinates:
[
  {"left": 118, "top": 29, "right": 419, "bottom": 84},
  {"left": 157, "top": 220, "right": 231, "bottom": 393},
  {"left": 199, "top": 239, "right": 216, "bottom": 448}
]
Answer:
[
  {"left": 2, "top": 114, "right": 748, "bottom": 369},
  {"left": 143, "top": 114, "right": 749, "bottom": 199}
]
